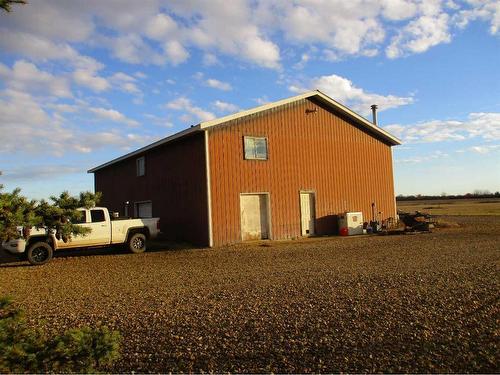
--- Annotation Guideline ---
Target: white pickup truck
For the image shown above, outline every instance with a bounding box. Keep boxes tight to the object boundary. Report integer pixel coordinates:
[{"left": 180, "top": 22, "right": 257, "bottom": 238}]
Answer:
[{"left": 1, "top": 207, "right": 160, "bottom": 265}]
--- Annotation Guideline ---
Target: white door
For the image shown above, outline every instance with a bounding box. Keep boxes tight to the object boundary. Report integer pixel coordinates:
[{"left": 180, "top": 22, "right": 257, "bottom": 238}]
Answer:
[
  {"left": 135, "top": 201, "right": 152, "bottom": 218},
  {"left": 300, "top": 192, "right": 315, "bottom": 236},
  {"left": 57, "top": 208, "right": 110, "bottom": 248},
  {"left": 57, "top": 208, "right": 92, "bottom": 248},
  {"left": 240, "top": 194, "right": 269, "bottom": 241},
  {"left": 87, "top": 208, "right": 111, "bottom": 245}
]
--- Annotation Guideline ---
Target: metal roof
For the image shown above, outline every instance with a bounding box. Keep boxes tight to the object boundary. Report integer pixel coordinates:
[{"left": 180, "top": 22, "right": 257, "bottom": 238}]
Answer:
[{"left": 88, "top": 90, "right": 401, "bottom": 173}]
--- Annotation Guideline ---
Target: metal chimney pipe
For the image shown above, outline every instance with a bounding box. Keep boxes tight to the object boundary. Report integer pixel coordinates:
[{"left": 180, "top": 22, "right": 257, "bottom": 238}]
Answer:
[{"left": 371, "top": 104, "right": 378, "bottom": 126}]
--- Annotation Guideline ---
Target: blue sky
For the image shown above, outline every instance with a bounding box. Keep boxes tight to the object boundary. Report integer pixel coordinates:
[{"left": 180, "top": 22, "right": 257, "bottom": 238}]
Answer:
[{"left": 0, "top": 0, "right": 499, "bottom": 198}]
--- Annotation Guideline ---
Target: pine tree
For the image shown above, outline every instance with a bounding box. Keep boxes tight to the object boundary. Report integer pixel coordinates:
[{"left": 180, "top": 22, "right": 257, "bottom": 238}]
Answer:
[
  {"left": 0, "top": 296, "right": 121, "bottom": 373},
  {"left": 0, "top": 182, "right": 101, "bottom": 242},
  {"left": 0, "top": 187, "right": 39, "bottom": 242},
  {"left": 34, "top": 191, "right": 102, "bottom": 242},
  {"left": 0, "top": 0, "right": 26, "bottom": 13}
]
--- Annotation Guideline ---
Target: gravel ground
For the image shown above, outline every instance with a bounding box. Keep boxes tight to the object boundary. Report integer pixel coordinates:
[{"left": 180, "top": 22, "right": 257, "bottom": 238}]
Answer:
[{"left": 1, "top": 215, "right": 499, "bottom": 373}]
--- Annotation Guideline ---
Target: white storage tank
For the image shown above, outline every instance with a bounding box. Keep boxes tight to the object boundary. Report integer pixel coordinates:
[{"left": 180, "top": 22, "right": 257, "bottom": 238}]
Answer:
[{"left": 338, "top": 212, "right": 364, "bottom": 235}]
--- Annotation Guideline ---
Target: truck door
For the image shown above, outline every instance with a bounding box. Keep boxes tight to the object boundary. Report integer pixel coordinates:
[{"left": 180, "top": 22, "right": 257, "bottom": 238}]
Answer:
[
  {"left": 88, "top": 208, "right": 111, "bottom": 245},
  {"left": 56, "top": 208, "right": 92, "bottom": 249}
]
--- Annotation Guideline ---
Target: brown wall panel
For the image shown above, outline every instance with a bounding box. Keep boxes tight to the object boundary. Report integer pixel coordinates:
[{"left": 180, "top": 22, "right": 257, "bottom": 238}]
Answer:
[
  {"left": 94, "top": 133, "right": 209, "bottom": 245},
  {"left": 208, "top": 98, "right": 397, "bottom": 246}
]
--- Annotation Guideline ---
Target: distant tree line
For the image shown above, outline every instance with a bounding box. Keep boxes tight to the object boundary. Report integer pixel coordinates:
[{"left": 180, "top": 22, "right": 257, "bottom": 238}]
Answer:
[{"left": 396, "top": 190, "right": 500, "bottom": 201}]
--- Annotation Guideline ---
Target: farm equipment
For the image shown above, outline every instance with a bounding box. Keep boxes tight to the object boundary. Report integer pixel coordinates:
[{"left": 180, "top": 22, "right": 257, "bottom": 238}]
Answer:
[
  {"left": 397, "top": 210, "right": 435, "bottom": 232},
  {"left": 376, "top": 210, "right": 435, "bottom": 235}
]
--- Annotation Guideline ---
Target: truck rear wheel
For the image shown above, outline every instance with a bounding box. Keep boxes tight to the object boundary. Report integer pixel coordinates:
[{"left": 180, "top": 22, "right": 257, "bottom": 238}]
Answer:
[
  {"left": 127, "top": 233, "right": 146, "bottom": 254},
  {"left": 26, "top": 242, "right": 53, "bottom": 265}
]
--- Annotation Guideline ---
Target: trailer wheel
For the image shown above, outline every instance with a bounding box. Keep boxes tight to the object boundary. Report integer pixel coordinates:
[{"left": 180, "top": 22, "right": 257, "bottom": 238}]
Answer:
[
  {"left": 127, "top": 233, "right": 147, "bottom": 254},
  {"left": 26, "top": 242, "right": 53, "bottom": 265}
]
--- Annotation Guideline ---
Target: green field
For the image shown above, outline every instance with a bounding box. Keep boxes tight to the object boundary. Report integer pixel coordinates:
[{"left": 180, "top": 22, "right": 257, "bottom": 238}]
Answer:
[{"left": 397, "top": 198, "right": 500, "bottom": 216}]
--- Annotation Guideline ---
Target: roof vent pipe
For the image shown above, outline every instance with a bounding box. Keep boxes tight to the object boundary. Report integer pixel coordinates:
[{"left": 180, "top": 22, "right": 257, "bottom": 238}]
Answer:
[{"left": 371, "top": 104, "right": 378, "bottom": 126}]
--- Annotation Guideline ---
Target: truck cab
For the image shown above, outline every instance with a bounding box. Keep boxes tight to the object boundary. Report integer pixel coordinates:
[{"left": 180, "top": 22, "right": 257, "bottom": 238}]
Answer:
[{"left": 56, "top": 207, "right": 112, "bottom": 249}]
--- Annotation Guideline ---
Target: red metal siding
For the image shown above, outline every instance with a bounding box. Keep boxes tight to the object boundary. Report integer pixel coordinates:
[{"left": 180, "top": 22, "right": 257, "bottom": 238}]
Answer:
[
  {"left": 208, "top": 98, "right": 397, "bottom": 246},
  {"left": 94, "top": 133, "right": 209, "bottom": 245}
]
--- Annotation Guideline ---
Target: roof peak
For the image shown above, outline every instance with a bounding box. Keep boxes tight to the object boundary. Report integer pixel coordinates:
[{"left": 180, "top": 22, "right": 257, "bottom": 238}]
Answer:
[{"left": 88, "top": 90, "right": 400, "bottom": 173}]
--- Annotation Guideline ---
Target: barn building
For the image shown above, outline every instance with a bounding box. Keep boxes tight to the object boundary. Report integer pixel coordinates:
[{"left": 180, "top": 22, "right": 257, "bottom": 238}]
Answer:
[{"left": 88, "top": 90, "right": 401, "bottom": 247}]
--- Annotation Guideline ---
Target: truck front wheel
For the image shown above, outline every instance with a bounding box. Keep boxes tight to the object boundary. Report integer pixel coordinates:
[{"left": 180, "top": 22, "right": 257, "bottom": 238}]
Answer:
[
  {"left": 26, "top": 242, "right": 53, "bottom": 265},
  {"left": 127, "top": 233, "right": 147, "bottom": 254}
]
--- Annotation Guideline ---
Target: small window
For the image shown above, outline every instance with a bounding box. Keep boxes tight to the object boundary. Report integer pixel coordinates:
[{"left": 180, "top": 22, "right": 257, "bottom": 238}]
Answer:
[
  {"left": 135, "top": 201, "right": 152, "bottom": 218},
  {"left": 244, "top": 136, "right": 268, "bottom": 160},
  {"left": 136, "top": 156, "right": 145, "bottom": 176},
  {"left": 75, "top": 210, "right": 87, "bottom": 224},
  {"left": 90, "top": 209, "right": 106, "bottom": 223}
]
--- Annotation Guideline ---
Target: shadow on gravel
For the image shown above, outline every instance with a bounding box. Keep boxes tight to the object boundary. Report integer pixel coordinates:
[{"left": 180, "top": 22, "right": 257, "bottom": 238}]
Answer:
[{"left": 0, "top": 239, "right": 197, "bottom": 267}]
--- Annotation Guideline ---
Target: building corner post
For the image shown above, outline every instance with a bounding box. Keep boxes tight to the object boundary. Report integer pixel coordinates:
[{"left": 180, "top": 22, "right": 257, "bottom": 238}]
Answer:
[{"left": 204, "top": 130, "right": 214, "bottom": 247}]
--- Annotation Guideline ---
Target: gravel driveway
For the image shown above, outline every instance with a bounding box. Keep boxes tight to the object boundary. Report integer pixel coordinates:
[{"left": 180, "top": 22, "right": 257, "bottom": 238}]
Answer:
[{"left": 1, "top": 216, "right": 498, "bottom": 373}]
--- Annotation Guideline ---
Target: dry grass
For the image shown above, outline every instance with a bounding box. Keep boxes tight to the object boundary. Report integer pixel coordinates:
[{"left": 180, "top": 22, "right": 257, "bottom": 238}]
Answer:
[
  {"left": 433, "top": 218, "right": 461, "bottom": 228},
  {"left": 398, "top": 198, "right": 500, "bottom": 216},
  {"left": 0, "top": 216, "right": 498, "bottom": 373}
]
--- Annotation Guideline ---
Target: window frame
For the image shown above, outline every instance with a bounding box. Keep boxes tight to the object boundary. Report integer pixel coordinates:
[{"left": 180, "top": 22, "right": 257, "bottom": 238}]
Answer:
[
  {"left": 74, "top": 209, "right": 87, "bottom": 224},
  {"left": 90, "top": 209, "right": 106, "bottom": 223},
  {"left": 134, "top": 200, "right": 153, "bottom": 218},
  {"left": 136, "top": 156, "right": 145, "bottom": 177},
  {"left": 243, "top": 136, "right": 268, "bottom": 161}
]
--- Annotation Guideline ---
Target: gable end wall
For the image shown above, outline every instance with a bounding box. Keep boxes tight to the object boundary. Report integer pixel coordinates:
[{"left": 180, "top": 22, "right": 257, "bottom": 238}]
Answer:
[{"left": 208, "top": 98, "right": 397, "bottom": 246}]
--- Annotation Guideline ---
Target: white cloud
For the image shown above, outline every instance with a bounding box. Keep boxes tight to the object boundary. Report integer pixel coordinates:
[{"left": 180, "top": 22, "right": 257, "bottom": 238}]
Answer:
[
  {"left": 145, "top": 13, "right": 178, "bottom": 40},
  {"left": 134, "top": 71, "right": 147, "bottom": 79},
  {"left": 168, "top": 1, "right": 281, "bottom": 68},
  {"left": 4, "top": 2, "right": 275, "bottom": 68},
  {"left": 122, "top": 82, "right": 141, "bottom": 94},
  {"left": 2, "top": 0, "right": 495, "bottom": 72},
  {"left": 163, "top": 40, "right": 190, "bottom": 65},
  {"left": 294, "top": 53, "right": 311, "bottom": 69},
  {"left": 0, "top": 89, "right": 152, "bottom": 156},
  {"left": 455, "top": 0, "right": 500, "bottom": 35},
  {"left": 0, "top": 30, "right": 102, "bottom": 71},
  {"left": 206, "top": 78, "right": 232, "bottom": 91},
  {"left": 167, "top": 97, "right": 215, "bottom": 122},
  {"left": 71, "top": 131, "right": 157, "bottom": 154},
  {"left": 241, "top": 34, "right": 280, "bottom": 69},
  {"left": 0, "top": 1, "right": 93, "bottom": 42},
  {"left": 290, "top": 74, "right": 413, "bottom": 116},
  {"left": 203, "top": 53, "right": 219, "bottom": 66},
  {"left": 0, "top": 31, "right": 111, "bottom": 96},
  {"left": 0, "top": 60, "right": 72, "bottom": 98},
  {"left": 254, "top": 96, "right": 270, "bottom": 105},
  {"left": 386, "top": 13, "right": 451, "bottom": 58},
  {"left": 46, "top": 103, "right": 79, "bottom": 113},
  {"left": 464, "top": 144, "right": 500, "bottom": 154},
  {"left": 110, "top": 72, "right": 141, "bottom": 94},
  {"left": 193, "top": 71, "right": 204, "bottom": 80},
  {"left": 213, "top": 100, "right": 240, "bottom": 113},
  {"left": 89, "top": 107, "right": 139, "bottom": 127},
  {"left": 384, "top": 112, "right": 500, "bottom": 143},
  {"left": 255, "top": 1, "right": 385, "bottom": 58},
  {"left": 395, "top": 150, "right": 449, "bottom": 164},
  {"left": 73, "top": 69, "right": 110, "bottom": 92},
  {"left": 2, "top": 165, "right": 82, "bottom": 181},
  {"left": 143, "top": 113, "right": 174, "bottom": 128},
  {"left": 110, "top": 72, "right": 136, "bottom": 82},
  {"left": 107, "top": 33, "right": 164, "bottom": 65},
  {"left": 381, "top": 0, "right": 418, "bottom": 21},
  {"left": 0, "top": 90, "right": 51, "bottom": 147}
]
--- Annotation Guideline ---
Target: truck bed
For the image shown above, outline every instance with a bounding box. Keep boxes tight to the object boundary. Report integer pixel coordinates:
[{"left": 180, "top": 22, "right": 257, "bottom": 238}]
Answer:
[{"left": 110, "top": 218, "right": 159, "bottom": 244}]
